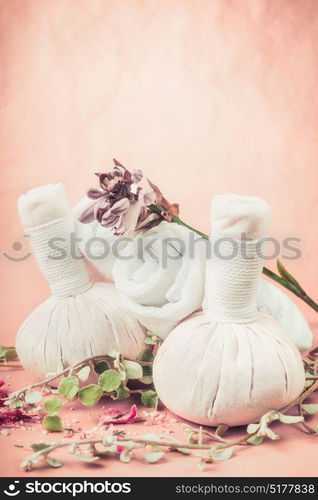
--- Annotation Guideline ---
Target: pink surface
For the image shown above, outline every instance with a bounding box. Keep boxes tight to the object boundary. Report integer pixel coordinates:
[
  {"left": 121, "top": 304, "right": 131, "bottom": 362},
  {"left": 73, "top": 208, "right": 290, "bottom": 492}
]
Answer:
[{"left": 0, "top": 0, "right": 317, "bottom": 477}]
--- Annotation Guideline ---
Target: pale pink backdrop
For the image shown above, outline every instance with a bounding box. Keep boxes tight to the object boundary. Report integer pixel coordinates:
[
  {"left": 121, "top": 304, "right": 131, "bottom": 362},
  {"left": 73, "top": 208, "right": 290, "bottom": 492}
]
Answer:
[{"left": 0, "top": 0, "right": 317, "bottom": 477}]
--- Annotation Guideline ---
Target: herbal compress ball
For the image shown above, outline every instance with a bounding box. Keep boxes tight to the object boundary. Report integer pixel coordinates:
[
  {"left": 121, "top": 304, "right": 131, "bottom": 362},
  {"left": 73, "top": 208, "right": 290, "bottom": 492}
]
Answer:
[
  {"left": 16, "top": 184, "right": 145, "bottom": 378},
  {"left": 153, "top": 195, "right": 305, "bottom": 426}
]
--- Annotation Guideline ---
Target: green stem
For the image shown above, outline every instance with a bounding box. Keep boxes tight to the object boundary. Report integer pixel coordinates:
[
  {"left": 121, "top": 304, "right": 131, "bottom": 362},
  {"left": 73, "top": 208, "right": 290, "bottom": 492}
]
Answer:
[{"left": 150, "top": 205, "right": 318, "bottom": 313}]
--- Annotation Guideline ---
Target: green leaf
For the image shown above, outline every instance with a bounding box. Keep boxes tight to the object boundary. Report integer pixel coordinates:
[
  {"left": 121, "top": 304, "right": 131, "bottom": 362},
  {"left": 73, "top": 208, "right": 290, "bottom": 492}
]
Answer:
[
  {"left": 144, "top": 451, "right": 164, "bottom": 463},
  {"left": 137, "top": 349, "right": 154, "bottom": 362},
  {"left": 0, "top": 346, "right": 7, "bottom": 357},
  {"left": 137, "top": 349, "right": 154, "bottom": 377},
  {"left": 94, "top": 360, "right": 110, "bottom": 374},
  {"left": 20, "top": 459, "right": 31, "bottom": 469},
  {"left": 277, "top": 413, "right": 304, "bottom": 424},
  {"left": 58, "top": 376, "right": 79, "bottom": 399},
  {"left": 123, "top": 360, "right": 143, "bottom": 379},
  {"left": 77, "top": 366, "right": 91, "bottom": 382},
  {"left": 139, "top": 375, "right": 153, "bottom": 385},
  {"left": 43, "top": 397, "right": 62, "bottom": 416},
  {"left": 98, "top": 370, "right": 121, "bottom": 392},
  {"left": 277, "top": 260, "right": 302, "bottom": 290},
  {"left": 216, "top": 424, "right": 229, "bottom": 437},
  {"left": 143, "top": 433, "right": 160, "bottom": 441},
  {"left": 301, "top": 404, "right": 318, "bottom": 415},
  {"left": 107, "top": 349, "right": 118, "bottom": 358},
  {"left": 78, "top": 384, "right": 103, "bottom": 407},
  {"left": 211, "top": 447, "right": 233, "bottom": 461},
  {"left": 43, "top": 415, "right": 63, "bottom": 432},
  {"left": 8, "top": 398, "right": 22, "bottom": 409},
  {"left": 4, "top": 348, "right": 18, "bottom": 361},
  {"left": 175, "top": 448, "right": 191, "bottom": 455},
  {"left": 144, "top": 337, "right": 158, "bottom": 345},
  {"left": 46, "top": 456, "right": 63, "bottom": 468},
  {"left": 113, "top": 386, "right": 130, "bottom": 400},
  {"left": 31, "top": 442, "right": 51, "bottom": 451},
  {"left": 75, "top": 454, "right": 99, "bottom": 463},
  {"left": 247, "top": 435, "right": 264, "bottom": 445},
  {"left": 120, "top": 450, "right": 132, "bottom": 463},
  {"left": 141, "top": 390, "right": 158, "bottom": 408},
  {"left": 25, "top": 391, "right": 42, "bottom": 405}
]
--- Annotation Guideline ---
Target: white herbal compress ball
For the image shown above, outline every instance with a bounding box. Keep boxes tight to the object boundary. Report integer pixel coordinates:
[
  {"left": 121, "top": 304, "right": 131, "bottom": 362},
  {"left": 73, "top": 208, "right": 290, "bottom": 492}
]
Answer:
[
  {"left": 72, "top": 196, "right": 312, "bottom": 350},
  {"left": 153, "top": 195, "right": 305, "bottom": 427},
  {"left": 16, "top": 184, "right": 145, "bottom": 378}
]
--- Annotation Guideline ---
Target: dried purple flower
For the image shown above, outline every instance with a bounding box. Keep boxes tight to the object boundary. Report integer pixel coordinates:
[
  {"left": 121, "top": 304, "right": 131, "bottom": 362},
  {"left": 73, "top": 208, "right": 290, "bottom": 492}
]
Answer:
[{"left": 79, "top": 158, "right": 178, "bottom": 235}]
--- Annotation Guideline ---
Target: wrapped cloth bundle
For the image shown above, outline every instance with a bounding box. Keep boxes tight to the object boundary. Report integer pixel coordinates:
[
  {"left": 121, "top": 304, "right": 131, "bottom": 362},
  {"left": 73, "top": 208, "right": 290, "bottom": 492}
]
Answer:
[
  {"left": 16, "top": 184, "right": 145, "bottom": 378},
  {"left": 153, "top": 195, "right": 305, "bottom": 426}
]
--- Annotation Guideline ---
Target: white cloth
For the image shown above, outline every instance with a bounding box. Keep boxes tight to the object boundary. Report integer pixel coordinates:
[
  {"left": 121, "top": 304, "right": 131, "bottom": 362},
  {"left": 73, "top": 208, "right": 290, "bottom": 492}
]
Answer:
[
  {"left": 16, "top": 184, "right": 145, "bottom": 378},
  {"left": 153, "top": 195, "right": 305, "bottom": 427}
]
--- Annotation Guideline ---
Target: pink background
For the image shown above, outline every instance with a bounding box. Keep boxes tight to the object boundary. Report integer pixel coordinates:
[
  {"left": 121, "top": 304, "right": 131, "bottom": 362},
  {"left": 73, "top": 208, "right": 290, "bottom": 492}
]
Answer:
[{"left": 0, "top": 0, "right": 317, "bottom": 477}]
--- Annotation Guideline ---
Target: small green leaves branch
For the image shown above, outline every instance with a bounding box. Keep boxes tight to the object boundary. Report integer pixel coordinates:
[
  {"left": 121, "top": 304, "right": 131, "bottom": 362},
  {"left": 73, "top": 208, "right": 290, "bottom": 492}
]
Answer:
[
  {"left": 20, "top": 354, "right": 318, "bottom": 471},
  {"left": 5, "top": 343, "right": 159, "bottom": 417}
]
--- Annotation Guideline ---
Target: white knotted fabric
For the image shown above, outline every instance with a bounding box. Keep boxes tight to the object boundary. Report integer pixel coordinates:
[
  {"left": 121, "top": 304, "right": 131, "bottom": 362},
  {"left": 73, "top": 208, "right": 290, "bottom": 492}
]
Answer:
[
  {"left": 16, "top": 184, "right": 145, "bottom": 378},
  {"left": 153, "top": 194, "right": 305, "bottom": 427},
  {"left": 73, "top": 195, "right": 312, "bottom": 350}
]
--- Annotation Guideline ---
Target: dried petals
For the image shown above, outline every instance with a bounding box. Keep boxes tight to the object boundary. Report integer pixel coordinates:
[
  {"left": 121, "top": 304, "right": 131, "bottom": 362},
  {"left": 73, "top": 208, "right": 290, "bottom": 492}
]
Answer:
[{"left": 79, "top": 159, "right": 178, "bottom": 235}]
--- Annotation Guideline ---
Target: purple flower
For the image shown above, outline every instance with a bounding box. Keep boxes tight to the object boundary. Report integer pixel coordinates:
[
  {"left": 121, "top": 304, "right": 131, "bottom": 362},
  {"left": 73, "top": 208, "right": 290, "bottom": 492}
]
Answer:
[
  {"left": 0, "top": 381, "right": 8, "bottom": 408},
  {"left": 79, "top": 159, "right": 162, "bottom": 235}
]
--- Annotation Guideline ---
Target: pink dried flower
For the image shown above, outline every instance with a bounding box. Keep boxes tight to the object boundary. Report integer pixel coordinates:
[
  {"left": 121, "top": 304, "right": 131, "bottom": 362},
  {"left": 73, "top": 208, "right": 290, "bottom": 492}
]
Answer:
[
  {"left": 100, "top": 404, "right": 138, "bottom": 425},
  {"left": 0, "top": 381, "right": 8, "bottom": 408}
]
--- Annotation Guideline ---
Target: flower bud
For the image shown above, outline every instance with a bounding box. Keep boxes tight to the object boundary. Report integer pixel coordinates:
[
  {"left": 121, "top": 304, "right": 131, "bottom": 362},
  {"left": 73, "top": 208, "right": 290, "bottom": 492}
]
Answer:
[{"left": 138, "top": 188, "right": 156, "bottom": 206}]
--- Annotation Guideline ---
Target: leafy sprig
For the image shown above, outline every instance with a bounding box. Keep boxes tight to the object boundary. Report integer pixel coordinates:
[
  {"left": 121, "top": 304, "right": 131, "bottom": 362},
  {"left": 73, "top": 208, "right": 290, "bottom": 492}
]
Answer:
[
  {"left": 19, "top": 347, "right": 318, "bottom": 471},
  {"left": 5, "top": 346, "right": 158, "bottom": 414}
]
